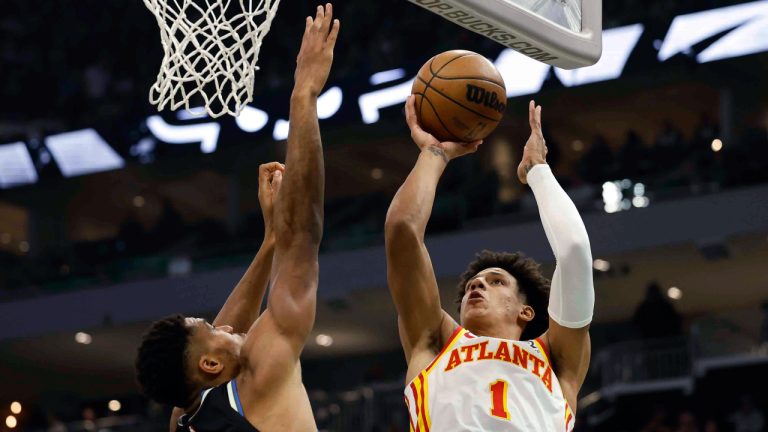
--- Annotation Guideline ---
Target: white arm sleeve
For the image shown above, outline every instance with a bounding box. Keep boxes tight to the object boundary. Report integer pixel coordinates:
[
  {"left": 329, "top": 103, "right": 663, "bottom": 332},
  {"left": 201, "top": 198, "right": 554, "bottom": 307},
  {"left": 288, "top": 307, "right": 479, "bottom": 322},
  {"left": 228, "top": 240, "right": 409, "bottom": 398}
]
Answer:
[{"left": 527, "top": 164, "right": 594, "bottom": 328}]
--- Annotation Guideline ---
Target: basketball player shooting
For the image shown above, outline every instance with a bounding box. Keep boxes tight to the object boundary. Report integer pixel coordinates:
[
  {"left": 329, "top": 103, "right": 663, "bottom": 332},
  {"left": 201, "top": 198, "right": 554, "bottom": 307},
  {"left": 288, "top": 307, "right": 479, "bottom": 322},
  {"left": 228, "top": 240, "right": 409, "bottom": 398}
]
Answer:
[
  {"left": 385, "top": 97, "right": 594, "bottom": 431},
  {"left": 135, "top": 4, "right": 340, "bottom": 431}
]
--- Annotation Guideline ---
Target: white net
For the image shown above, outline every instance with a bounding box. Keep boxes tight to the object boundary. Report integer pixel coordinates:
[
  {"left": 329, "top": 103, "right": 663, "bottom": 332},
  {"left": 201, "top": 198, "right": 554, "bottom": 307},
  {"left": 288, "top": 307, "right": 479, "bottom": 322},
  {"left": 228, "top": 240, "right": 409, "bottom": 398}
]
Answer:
[{"left": 144, "top": 0, "right": 281, "bottom": 118}]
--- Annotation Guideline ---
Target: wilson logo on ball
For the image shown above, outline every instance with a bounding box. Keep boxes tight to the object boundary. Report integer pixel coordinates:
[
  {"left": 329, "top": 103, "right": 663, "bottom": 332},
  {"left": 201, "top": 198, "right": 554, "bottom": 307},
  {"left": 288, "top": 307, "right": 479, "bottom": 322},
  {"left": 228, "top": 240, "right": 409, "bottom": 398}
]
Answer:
[{"left": 465, "top": 85, "right": 506, "bottom": 114}]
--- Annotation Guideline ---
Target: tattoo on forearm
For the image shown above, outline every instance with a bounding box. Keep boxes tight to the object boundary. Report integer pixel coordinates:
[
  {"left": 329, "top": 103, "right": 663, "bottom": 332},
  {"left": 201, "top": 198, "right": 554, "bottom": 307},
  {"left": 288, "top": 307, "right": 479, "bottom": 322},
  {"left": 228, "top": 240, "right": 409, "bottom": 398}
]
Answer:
[{"left": 427, "top": 145, "right": 448, "bottom": 163}]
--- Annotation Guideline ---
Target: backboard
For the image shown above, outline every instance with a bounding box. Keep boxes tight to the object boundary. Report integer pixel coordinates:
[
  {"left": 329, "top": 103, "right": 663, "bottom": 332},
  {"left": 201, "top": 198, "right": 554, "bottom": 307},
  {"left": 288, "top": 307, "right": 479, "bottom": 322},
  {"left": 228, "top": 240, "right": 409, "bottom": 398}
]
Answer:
[{"left": 407, "top": 0, "right": 602, "bottom": 69}]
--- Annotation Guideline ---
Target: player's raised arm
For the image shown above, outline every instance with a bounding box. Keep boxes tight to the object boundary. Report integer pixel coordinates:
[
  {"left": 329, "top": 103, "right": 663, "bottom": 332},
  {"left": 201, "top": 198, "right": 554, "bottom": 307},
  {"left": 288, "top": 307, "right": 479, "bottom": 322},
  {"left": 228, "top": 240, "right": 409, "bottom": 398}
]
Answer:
[
  {"left": 167, "top": 163, "right": 283, "bottom": 432},
  {"left": 212, "top": 162, "right": 284, "bottom": 333},
  {"left": 385, "top": 96, "right": 482, "bottom": 356},
  {"left": 259, "top": 4, "right": 339, "bottom": 352},
  {"left": 519, "top": 101, "right": 594, "bottom": 407}
]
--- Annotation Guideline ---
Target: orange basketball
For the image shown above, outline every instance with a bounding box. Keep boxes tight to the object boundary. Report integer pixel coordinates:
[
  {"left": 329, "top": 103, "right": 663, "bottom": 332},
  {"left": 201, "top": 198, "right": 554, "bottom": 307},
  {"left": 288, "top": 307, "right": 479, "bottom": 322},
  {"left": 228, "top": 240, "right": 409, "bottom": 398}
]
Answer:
[{"left": 412, "top": 50, "right": 507, "bottom": 143}]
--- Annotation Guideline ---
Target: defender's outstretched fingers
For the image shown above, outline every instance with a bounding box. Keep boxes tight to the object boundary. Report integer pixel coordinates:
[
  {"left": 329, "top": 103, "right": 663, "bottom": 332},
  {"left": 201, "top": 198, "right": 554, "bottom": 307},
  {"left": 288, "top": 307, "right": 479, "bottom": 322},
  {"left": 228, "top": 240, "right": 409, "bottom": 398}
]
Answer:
[
  {"left": 271, "top": 169, "right": 283, "bottom": 192},
  {"left": 304, "top": 16, "right": 313, "bottom": 35},
  {"left": 314, "top": 5, "right": 324, "bottom": 30},
  {"left": 259, "top": 162, "right": 283, "bottom": 181},
  {"left": 320, "top": 3, "right": 332, "bottom": 35},
  {"left": 327, "top": 19, "right": 340, "bottom": 46}
]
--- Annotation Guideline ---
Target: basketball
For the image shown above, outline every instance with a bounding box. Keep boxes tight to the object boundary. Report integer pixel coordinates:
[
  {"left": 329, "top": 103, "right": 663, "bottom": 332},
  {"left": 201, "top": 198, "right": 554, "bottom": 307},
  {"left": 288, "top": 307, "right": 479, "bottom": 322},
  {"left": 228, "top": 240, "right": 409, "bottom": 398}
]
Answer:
[{"left": 412, "top": 50, "right": 507, "bottom": 142}]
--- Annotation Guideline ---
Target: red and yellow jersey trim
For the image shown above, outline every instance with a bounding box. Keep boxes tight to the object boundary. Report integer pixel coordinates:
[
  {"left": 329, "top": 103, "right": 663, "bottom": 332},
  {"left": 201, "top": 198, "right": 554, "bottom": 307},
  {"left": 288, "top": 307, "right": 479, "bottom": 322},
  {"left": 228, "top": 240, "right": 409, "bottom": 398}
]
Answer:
[
  {"left": 405, "top": 396, "right": 416, "bottom": 432},
  {"left": 533, "top": 336, "right": 551, "bottom": 365},
  {"left": 424, "top": 325, "right": 466, "bottom": 374},
  {"left": 408, "top": 326, "right": 467, "bottom": 431}
]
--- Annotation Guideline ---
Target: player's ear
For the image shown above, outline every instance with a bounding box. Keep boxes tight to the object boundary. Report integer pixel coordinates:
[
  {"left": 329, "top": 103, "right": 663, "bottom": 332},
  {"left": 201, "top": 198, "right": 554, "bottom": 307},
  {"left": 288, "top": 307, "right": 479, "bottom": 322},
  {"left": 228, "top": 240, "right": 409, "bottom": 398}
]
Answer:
[
  {"left": 519, "top": 304, "right": 535, "bottom": 324},
  {"left": 199, "top": 355, "right": 224, "bottom": 375}
]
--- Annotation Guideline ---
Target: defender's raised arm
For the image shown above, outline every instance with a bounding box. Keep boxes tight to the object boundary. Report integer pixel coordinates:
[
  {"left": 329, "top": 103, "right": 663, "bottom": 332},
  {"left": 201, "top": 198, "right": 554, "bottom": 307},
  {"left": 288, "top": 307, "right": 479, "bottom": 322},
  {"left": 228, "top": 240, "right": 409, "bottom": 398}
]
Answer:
[
  {"left": 213, "top": 162, "right": 284, "bottom": 333},
  {"left": 261, "top": 5, "right": 339, "bottom": 348}
]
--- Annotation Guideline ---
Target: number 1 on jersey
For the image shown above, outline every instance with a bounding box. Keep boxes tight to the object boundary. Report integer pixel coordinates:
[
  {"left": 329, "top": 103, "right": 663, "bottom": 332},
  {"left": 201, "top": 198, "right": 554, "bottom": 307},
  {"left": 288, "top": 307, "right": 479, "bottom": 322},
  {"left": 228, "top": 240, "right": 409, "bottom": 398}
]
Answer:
[{"left": 489, "top": 379, "right": 511, "bottom": 420}]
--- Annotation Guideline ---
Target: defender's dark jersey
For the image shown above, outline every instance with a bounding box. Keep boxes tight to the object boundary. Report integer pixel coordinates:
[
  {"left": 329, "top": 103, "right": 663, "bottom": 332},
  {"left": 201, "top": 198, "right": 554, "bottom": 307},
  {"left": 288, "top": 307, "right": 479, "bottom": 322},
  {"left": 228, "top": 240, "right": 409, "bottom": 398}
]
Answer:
[{"left": 177, "top": 380, "right": 259, "bottom": 432}]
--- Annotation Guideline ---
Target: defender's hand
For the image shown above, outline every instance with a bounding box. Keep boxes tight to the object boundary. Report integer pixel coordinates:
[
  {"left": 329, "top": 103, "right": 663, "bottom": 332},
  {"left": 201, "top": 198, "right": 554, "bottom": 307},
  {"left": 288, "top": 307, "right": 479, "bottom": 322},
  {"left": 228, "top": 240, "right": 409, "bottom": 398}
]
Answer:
[
  {"left": 294, "top": 3, "right": 341, "bottom": 98},
  {"left": 517, "top": 100, "right": 548, "bottom": 184},
  {"left": 405, "top": 95, "right": 482, "bottom": 163},
  {"left": 258, "top": 162, "right": 285, "bottom": 235}
]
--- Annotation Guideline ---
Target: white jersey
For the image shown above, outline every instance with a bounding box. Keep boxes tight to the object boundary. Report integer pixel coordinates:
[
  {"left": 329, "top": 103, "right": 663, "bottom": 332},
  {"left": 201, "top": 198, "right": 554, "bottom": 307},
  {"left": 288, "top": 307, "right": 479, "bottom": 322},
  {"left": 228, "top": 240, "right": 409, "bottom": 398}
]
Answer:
[{"left": 404, "top": 327, "right": 575, "bottom": 432}]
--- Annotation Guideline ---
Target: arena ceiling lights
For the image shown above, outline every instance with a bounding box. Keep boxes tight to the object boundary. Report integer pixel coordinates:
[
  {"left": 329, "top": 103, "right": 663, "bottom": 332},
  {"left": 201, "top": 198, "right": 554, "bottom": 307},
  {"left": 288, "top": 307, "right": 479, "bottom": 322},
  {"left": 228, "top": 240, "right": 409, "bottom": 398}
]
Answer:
[
  {"left": 45, "top": 129, "right": 125, "bottom": 177},
  {"left": 2, "top": 1, "right": 768, "bottom": 188},
  {"left": 657, "top": 0, "right": 768, "bottom": 63},
  {"left": 0, "top": 142, "right": 37, "bottom": 188}
]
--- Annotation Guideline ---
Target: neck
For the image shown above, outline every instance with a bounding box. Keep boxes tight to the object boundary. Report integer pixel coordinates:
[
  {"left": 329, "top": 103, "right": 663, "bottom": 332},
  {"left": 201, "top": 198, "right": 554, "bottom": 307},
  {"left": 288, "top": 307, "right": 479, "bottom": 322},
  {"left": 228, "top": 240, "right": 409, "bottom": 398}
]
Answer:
[{"left": 464, "top": 321, "right": 523, "bottom": 341}]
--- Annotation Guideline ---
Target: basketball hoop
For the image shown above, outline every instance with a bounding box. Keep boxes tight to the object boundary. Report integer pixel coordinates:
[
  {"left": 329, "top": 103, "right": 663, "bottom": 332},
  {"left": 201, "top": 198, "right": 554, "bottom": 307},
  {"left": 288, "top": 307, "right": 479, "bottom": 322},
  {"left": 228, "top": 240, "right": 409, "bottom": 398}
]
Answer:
[{"left": 144, "top": 0, "right": 281, "bottom": 118}]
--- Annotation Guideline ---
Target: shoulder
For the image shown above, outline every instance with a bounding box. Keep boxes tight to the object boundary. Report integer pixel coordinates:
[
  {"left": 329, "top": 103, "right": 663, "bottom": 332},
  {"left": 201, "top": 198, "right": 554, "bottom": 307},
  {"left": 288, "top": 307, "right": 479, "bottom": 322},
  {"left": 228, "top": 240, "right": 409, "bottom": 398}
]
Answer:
[
  {"left": 402, "top": 311, "right": 460, "bottom": 380},
  {"left": 436, "top": 311, "right": 462, "bottom": 353},
  {"left": 528, "top": 334, "right": 552, "bottom": 363},
  {"left": 169, "top": 407, "right": 184, "bottom": 432}
]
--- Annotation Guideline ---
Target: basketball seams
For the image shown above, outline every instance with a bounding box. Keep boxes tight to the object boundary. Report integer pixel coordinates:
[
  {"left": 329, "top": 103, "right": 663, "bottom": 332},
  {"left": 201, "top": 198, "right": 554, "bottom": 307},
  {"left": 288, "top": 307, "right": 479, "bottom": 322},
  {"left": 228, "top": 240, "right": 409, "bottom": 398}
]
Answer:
[
  {"left": 416, "top": 51, "right": 505, "bottom": 142},
  {"left": 429, "top": 52, "right": 476, "bottom": 76},
  {"left": 423, "top": 53, "right": 499, "bottom": 140},
  {"left": 421, "top": 92, "right": 457, "bottom": 141},
  {"left": 429, "top": 53, "right": 504, "bottom": 88},
  {"left": 425, "top": 52, "right": 477, "bottom": 96},
  {"left": 419, "top": 69, "right": 505, "bottom": 123},
  {"left": 428, "top": 57, "right": 437, "bottom": 76},
  {"left": 430, "top": 75, "right": 506, "bottom": 90},
  {"left": 426, "top": 84, "right": 501, "bottom": 123}
]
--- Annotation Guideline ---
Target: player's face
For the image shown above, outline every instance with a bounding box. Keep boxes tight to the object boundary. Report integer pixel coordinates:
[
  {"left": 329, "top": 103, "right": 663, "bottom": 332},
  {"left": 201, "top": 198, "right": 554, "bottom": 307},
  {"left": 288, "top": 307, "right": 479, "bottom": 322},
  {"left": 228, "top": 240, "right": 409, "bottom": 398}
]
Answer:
[
  {"left": 459, "top": 268, "right": 527, "bottom": 331},
  {"left": 186, "top": 318, "right": 245, "bottom": 380}
]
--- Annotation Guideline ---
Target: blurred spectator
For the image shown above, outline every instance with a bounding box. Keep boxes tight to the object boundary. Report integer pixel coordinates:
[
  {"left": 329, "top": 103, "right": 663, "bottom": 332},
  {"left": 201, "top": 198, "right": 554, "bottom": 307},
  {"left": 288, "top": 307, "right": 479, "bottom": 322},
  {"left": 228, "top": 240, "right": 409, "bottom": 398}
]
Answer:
[
  {"left": 46, "top": 413, "right": 68, "bottom": 432},
  {"left": 580, "top": 135, "right": 616, "bottom": 184},
  {"left": 641, "top": 405, "right": 674, "bottom": 432},
  {"left": 693, "top": 113, "right": 719, "bottom": 147},
  {"left": 618, "top": 130, "right": 652, "bottom": 178},
  {"left": 704, "top": 418, "right": 721, "bottom": 432},
  {"left": 82, "top": 406, "right": 97, "bottom": 431},
  {"left": 677, "top": 411, "right": 700, "bottom": 432},
  {"left": 489, "top": 137, "right": 523, "bottom": 213},
  {"left": 729, "top": 396, "right": 765, "bottom": 432},
  {"left": 117, "top": 211, "right": 146, "bottom": 255},
  {"left": 655, "top": 120, "right": 686, "bottom": 151},
  {"left": 653, "top": 120, "right": 687, "bottom": 172},
  {"left": 152, "top": 198, "right": 186, "bottom": 249},
  {"left": 633, "top": 282, "right": 682, "bottom": 340}
]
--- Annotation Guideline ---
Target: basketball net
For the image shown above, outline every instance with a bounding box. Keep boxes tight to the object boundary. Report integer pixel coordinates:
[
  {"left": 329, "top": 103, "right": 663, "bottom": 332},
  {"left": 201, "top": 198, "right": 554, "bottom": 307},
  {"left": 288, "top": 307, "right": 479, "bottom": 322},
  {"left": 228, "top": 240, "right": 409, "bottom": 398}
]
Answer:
[{"left": 144, "top": 0, "right": 281, "bottom": 118}]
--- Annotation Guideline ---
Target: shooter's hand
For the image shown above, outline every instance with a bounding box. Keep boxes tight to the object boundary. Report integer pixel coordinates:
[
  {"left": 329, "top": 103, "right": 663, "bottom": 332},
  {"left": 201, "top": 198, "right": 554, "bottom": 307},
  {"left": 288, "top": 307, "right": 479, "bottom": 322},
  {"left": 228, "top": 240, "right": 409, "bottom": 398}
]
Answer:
[
  {"left": 517, "top": 100, "right": 548, "bottom": 184},
  {"left": 293, "top": 3, "right": 341, "bottom": 98},
  {"left": 258, "top": 162, "right": 285, "bottom": 236},
  {"left": 405, "top": 95, "right": 482, "bottom": 163}
]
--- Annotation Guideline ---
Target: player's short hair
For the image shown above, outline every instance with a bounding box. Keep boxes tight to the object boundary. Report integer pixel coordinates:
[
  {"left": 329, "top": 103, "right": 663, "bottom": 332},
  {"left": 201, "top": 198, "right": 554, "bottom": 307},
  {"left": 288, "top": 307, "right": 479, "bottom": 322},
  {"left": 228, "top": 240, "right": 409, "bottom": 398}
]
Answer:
[
  {"left": 457, "top": 250, "right": 551, "bottom": 340},
  {"left": 135, "top": 314, "right": 194, "bottom": 407}
]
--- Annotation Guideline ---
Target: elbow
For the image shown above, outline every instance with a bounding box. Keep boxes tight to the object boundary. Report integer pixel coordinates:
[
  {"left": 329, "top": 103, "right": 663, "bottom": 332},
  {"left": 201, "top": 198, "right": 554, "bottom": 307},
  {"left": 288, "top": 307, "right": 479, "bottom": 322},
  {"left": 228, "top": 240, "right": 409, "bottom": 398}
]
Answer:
[
  {"left": 385, "top": 212, "right": 420, "bottom": 245},
  {"left": 274, "top": 210, "right": 323, "bottom": 248},
  {"left": 559, "top": 235, "right": 593, "bottom": 268}
]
